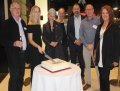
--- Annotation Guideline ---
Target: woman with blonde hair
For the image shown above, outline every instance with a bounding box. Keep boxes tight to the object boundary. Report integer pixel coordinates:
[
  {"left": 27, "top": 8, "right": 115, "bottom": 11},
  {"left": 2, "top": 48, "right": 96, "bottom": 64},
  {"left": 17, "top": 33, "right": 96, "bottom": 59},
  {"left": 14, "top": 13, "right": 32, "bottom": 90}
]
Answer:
[{"left": 27, "top": 5, "right": 44, "bottom": 82}]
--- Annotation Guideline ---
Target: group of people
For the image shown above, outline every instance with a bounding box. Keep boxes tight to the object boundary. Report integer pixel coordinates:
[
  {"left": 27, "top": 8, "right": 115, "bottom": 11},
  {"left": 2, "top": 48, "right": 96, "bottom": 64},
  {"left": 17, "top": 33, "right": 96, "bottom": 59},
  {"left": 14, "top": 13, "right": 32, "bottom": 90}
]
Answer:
[{"left": 0, "top": 1, "right": 120, "bottom": 91}]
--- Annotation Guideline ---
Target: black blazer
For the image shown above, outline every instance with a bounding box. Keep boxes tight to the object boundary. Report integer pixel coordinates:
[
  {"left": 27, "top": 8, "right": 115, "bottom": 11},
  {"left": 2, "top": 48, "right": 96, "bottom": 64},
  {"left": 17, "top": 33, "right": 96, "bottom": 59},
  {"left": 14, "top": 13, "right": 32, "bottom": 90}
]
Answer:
[
  {"left": 94, "top": 22, "right": 120, "bottom": 68},
  {"left": 67, "top": 15, "right": 85, "bottom": 45},
  {"left": 1, "top": 17, "right": 28, "bottom": 52},
  {"left": 43, "top": 21, "right": 63, "bottom": 44},
  {"left": 43, "top": 21, "right": 64, "bottom": 59}
]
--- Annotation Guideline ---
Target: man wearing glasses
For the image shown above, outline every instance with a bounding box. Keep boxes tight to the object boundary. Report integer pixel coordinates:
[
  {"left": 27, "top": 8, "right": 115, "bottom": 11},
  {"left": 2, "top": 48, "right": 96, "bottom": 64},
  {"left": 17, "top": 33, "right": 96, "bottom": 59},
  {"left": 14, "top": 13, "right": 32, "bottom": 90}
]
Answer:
[
  {"left": 2, "top": 1, "right": 27, "bottom": 91},
  {"left": 79, "top": 4, "right": 100, "bottom": 90}
]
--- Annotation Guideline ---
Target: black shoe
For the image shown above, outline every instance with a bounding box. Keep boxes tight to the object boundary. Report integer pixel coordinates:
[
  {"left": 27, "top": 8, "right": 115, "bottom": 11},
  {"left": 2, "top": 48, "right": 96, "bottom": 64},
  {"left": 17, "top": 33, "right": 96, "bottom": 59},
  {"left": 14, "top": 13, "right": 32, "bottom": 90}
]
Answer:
[{"left": 83, "top": 83, "right": 91, "bottom": 90}]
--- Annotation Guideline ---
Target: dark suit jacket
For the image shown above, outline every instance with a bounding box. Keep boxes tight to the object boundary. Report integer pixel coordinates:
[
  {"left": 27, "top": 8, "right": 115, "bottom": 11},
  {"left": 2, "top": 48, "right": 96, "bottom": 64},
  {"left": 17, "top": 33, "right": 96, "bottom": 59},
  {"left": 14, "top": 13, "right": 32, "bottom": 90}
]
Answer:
[
  {"left": 43, "top": 21, "right": 64, "bottom": 59},
  {"left": 1, "top": 17, "right": 28, "bottom": 67},
  {"left": 94, "top": 22, "right": 120, "bottom": 68},
  {"left": 2, "top": 17, "right": 28, "bottom": 50},
  {"left": 67, "top": 15, "right": 85, "bottom": 46}
]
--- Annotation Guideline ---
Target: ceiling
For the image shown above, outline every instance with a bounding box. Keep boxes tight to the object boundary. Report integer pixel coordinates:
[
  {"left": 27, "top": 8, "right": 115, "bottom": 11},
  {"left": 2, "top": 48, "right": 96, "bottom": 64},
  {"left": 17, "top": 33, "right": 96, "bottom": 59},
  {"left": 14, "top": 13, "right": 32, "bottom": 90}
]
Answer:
[{"left": 49, "top": 0, "right": 120, "bottom": 11}]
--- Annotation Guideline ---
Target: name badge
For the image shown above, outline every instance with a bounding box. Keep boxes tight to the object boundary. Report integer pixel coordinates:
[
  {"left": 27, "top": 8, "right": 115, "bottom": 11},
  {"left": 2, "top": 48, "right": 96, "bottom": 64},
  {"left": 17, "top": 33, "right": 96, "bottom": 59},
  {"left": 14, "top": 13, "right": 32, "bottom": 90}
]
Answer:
[{"left": 92, "top": 25, "right": 97, "bottom": 29}]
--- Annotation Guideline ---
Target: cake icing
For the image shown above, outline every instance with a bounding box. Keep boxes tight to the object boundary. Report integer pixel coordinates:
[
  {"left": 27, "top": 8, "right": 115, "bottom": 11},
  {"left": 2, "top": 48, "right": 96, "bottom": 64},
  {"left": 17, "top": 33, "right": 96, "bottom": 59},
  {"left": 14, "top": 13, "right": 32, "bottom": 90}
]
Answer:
[{"left": 41, "top": 58, "right": 70, "bottom": 72}]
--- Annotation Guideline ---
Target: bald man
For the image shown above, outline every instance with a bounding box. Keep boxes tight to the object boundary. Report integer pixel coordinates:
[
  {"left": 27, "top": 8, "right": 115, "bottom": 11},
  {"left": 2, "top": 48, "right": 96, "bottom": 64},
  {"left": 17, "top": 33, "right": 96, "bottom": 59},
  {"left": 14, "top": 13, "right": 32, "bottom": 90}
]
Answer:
[
  {"left": 57, "top": 8, "right": 68, "bottom": 61},
  {"left": 79, "top": 4, "right": 100, "bottom": 90}
]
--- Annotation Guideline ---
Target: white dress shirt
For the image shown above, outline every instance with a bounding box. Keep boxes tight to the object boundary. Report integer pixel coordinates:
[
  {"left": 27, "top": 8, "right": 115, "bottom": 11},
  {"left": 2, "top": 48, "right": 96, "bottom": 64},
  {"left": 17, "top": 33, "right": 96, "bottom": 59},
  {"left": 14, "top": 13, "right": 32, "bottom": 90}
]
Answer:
[
  {"left": 74, "top": 15, "right": 81, "bottom": 39},
  {"left": 14, "top": 17, "right": 27, "bottom": 51}
]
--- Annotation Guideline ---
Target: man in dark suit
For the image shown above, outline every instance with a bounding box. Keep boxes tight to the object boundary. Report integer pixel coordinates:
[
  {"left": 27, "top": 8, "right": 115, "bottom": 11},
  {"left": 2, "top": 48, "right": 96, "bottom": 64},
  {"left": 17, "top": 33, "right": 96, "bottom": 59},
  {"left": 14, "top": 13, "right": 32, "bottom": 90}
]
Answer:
[
  {"left": 1, "top": 1, "right": 27, "bottom": 91},
  {"left": 67, "top": 3, "right": 85, "bottom": 84}
]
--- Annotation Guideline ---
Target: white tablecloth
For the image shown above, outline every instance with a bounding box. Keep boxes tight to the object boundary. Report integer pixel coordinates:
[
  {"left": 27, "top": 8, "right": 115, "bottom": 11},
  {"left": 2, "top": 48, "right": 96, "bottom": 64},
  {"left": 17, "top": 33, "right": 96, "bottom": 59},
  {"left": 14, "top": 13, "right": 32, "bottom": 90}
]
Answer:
[{"left": 31, "top": 63, "right": 83, "bottom": 91}]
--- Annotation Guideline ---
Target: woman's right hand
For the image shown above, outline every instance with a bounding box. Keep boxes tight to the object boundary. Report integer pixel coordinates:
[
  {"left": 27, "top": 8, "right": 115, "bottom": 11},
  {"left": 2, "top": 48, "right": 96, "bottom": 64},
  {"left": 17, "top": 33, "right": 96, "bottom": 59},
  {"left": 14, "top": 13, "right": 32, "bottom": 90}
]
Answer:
[{"left": 38, "top": 46, "right": 44, "bottom": 54}]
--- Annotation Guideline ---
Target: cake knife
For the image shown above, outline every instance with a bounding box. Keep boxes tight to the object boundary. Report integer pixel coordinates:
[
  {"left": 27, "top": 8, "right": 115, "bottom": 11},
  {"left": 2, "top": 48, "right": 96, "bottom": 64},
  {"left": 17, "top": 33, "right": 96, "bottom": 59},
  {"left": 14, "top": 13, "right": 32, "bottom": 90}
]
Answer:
[{"left": 43, "top": 52, "right": 55, "bottom": 62}]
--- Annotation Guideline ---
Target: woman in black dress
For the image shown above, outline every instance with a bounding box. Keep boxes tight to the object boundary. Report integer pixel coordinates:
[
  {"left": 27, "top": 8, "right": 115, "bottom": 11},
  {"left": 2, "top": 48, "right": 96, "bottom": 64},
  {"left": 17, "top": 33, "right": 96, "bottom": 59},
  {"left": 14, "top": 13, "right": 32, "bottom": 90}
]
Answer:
[{"left": 27, "top": 5, "right": 44, "bottom": 81}]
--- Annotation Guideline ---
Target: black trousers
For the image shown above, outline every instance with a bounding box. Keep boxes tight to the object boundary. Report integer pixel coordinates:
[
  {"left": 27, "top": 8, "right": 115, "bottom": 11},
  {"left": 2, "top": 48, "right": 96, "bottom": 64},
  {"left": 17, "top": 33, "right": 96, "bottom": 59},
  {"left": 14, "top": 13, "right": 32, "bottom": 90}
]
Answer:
[
  {"left": 7, "top": 50, "right": 26, "bottom": 91},
  {"left": 62, "top": 45, "right": 69, "bottom": 61},
  {"left": 98, "top": 67, "right": 110, "bottom": 91},
  {"left": 69, "top": 44, "right": 85, "bottom": 78}
]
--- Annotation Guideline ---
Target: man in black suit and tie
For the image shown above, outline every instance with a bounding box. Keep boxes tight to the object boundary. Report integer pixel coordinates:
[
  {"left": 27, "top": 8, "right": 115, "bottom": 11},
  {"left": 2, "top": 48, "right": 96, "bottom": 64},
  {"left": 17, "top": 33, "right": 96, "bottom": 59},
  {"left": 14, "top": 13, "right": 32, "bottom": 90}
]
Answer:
[
  {"left": 1, "top": 1, "right": 27, "bottom": 91},
  {"left": 67, "top": 3, "right": 85, "bottom": 84}
]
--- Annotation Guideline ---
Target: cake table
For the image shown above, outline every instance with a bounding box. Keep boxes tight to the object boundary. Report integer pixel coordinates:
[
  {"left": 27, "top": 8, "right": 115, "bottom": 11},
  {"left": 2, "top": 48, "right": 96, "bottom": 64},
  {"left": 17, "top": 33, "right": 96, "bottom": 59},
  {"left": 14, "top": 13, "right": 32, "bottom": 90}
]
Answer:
[{"left": 31, "top": 63, "right": 83, "bottom": 91}]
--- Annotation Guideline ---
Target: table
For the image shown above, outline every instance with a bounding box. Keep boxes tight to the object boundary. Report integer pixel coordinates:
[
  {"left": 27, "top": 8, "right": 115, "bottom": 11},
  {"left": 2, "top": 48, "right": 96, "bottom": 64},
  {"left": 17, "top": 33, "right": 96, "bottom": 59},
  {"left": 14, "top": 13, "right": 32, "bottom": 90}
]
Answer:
[{"left": 31, "top": 63, "right": 83, "bottom": 91}]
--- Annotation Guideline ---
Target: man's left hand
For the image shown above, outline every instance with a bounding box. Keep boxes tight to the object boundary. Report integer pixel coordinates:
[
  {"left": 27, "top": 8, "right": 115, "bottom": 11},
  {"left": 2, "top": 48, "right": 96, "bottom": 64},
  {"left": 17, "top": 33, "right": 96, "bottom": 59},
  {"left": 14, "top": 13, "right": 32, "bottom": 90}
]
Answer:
[{"left": 87, "top": 44, "right": 93, "bottom": 51}]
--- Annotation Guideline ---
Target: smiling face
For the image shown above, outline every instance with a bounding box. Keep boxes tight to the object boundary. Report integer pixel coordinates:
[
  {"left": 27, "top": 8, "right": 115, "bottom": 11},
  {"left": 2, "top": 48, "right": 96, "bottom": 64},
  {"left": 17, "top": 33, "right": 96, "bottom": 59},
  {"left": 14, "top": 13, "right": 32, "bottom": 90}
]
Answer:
[
  {"left": 33, "top": 7, "right": 41, "bottom": 20},
  {"left": 100, "top": 5, "right": 114, "bottom": 22},
  {"left": 58, "top": 8, "right": 65, "bottom": 20},
  {"left": 29, "top": 5, "right": 41, "bottom": 24},
  {"left": 48, "top": 8, "right": 56, "bottom": 22},
  {"left": 10, "top": 2, "right": 21, "bottom": 20},
  {"left": 72, "top": 4, "right": 80, "bottom": 17},
  {"left": 101, "top": 9, "right": 109, "bottom": 22},
  {"left": 48, "top": 13, "right": 55, "bottom": 22},
  {"left": 85, "top": 4, "right": 94, "bottom": 17}
]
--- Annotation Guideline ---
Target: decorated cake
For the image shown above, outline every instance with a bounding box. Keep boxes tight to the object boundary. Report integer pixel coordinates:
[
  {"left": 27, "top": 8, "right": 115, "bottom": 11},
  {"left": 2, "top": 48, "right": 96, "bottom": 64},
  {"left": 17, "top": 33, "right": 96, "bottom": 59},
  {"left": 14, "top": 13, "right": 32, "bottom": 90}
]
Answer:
[{"left": 41, "top": 58, "right": 71, "bottom": 72}]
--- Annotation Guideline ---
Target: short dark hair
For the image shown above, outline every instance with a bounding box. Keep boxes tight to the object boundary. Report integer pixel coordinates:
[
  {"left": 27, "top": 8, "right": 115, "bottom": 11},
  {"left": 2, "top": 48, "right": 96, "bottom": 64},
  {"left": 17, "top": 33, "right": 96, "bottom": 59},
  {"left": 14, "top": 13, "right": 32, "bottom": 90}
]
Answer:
[
  {"left": 100, "top": 5, "right": 114, "bottom": 23},
  {"left": 73, "top": 3, "right": 80, "bottom": 9}
]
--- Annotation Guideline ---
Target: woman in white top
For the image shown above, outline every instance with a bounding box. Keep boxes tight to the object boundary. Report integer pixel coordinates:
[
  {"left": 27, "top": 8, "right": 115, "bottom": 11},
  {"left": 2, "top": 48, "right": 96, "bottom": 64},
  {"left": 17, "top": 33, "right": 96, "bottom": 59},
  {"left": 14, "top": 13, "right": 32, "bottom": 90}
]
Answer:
[{"left": 93, "top": 5, "right": 119, "bottom": 91}]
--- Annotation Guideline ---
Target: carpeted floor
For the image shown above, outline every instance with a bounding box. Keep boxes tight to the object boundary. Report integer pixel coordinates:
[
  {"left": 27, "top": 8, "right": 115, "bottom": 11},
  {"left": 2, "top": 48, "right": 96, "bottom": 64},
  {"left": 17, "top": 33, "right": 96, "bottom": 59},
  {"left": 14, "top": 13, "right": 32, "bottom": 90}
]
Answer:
[{"left": 0, "top": 73, "right": 8, "bottom": 83}]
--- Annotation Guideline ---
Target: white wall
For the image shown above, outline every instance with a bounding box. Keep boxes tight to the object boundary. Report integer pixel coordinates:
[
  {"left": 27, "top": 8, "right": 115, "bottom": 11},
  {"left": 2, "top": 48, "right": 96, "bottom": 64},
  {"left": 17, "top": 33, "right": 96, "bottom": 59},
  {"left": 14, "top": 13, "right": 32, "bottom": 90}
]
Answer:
[
  {"left": 35, "top": 0, "right": 48, "bottom": 50},
  {"left": 35, "top": 0, "right": 48, "bottom": 28},
  {"left": 21, "top": 0, "right": 27, "bottom": 23},
  {"left": 4, "top": 0, "right": 8, "bottom": 20}
]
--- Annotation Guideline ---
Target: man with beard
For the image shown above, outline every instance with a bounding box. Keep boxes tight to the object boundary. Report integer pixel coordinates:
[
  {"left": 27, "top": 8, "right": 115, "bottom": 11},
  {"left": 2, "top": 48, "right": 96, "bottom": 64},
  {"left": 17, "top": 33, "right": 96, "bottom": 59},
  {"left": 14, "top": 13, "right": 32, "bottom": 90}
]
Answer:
[{"left": 67, "top": 3, "right": 85, "bottom": 84}]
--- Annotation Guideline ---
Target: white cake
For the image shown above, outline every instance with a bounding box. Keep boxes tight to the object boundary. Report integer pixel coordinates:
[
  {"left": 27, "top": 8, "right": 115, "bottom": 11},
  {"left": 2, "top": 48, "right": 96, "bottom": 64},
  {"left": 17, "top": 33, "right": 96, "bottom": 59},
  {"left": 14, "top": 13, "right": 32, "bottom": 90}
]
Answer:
[{"left": 41, "top": 58, "right": 71, "bottom": 72}]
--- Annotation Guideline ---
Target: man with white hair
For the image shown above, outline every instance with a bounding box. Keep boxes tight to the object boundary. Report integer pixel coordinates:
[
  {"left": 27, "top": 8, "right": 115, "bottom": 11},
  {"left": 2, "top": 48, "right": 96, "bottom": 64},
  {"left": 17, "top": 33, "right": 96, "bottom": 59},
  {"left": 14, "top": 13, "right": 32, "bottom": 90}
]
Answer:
[{"left": 2, "top": 1, "right": 27, "bottom": 91}]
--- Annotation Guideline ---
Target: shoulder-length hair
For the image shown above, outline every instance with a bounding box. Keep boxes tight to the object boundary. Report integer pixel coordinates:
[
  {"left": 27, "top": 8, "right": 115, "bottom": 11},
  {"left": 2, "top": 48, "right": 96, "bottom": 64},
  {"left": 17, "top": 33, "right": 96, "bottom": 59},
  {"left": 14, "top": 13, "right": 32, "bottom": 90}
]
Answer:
[
  {"left": 28, "top": 5, "right": 41, "bottom": 24},
  {"left": 100, "top": 5, "right": 114, "bottom": 23}
]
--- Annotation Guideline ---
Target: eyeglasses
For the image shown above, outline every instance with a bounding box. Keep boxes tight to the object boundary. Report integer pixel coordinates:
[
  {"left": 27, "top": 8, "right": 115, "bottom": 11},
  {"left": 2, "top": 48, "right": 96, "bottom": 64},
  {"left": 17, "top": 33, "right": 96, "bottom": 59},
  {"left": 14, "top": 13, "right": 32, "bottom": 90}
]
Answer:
[{"left": 11, "top": 7, "right": 20, "bottom": 10}]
